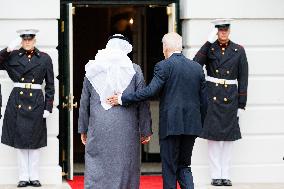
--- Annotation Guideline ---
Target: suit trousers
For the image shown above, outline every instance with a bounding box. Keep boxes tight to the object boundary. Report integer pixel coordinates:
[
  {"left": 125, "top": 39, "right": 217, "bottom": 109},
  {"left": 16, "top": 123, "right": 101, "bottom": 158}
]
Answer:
[
  {"left": 208, "top": 140, "right": 234, "bottom": 179},
  {"left": 17, "top": 149, "right": 40, "bottom": 181},
  {"left": 160, "top": 135, "right": 196, "bottom": 189}
]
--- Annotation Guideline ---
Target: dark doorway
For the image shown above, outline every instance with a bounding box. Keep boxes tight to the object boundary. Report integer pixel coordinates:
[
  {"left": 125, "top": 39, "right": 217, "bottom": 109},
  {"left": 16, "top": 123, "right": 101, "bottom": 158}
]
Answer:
[
  {"left": 72, "top": 5, "right": 168, "bottom": 165},
  {"left": 72, "top": 7, "right": 111, "bottom": 163}
]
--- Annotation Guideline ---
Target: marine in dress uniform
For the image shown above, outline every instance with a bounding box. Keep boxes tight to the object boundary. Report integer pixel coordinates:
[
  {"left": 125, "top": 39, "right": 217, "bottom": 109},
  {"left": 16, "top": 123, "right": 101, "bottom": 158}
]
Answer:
[
  {"left": 0, "top": 29, "right": 55, "bottom": 187},
  {"left": 193, "top": 19, "right": 249, "bottom": 186}
]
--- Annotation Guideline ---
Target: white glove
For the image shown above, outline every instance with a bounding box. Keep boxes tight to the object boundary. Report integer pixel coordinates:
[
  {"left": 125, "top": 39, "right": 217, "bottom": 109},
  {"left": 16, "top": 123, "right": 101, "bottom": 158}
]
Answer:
[
  {"left": 237, "top": 109, "right": 245, "bottom": 117},
  {"left": 207, "top": 28, "right": 218, "bottom": 43},
  {"left": 7, "top": 37, "right": 22, "bottom": 52},
  {"left": 43, "top": 110, "right": 50, "bottom": 118}
]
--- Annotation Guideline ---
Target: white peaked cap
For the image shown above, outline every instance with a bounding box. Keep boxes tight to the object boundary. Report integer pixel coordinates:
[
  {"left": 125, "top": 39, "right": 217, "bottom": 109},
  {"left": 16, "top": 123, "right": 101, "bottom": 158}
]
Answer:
[
  {"left": 16, "top": 29, "right": 39, "bottom": 36},
  {"left": 211, "top": 18, "right": 234, "bottom": 27}
]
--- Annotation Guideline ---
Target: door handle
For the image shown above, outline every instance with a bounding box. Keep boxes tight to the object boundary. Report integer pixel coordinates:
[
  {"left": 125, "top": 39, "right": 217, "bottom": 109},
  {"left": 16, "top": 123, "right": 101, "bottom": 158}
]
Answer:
[
  {"left": 62, "top": 102, "right": 69, "bottom": 109},
  {"left": 62, "top": 94, "right": 78, "bottom": 110},
  {"left": 72, "top": 101, "right": 78, "bottom": 109}
]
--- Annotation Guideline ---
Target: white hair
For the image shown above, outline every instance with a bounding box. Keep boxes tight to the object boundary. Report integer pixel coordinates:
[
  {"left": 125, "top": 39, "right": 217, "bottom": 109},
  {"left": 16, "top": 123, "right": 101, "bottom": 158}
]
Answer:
[{"left": 162, "top": 32, "right": 182, "bottom": 51}]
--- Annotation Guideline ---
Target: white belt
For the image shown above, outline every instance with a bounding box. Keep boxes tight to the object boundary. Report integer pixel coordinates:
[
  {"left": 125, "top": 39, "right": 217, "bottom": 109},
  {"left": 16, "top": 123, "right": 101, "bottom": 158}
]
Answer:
[
  {"left": 14, "top": 83, "right": 42, "bottom": 89},
  {"left": 206, "top": 76, "right": 238, "bottom": 85}
]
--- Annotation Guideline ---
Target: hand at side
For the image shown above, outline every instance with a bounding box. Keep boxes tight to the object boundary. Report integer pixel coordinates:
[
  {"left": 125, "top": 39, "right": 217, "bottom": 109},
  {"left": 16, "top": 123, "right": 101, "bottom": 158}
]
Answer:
[
  {"left": 141, "top": 136, "right": 151, "bottom": 144},
  {"left": 81, "top": 133, "right": 87, "bottom": 145}
]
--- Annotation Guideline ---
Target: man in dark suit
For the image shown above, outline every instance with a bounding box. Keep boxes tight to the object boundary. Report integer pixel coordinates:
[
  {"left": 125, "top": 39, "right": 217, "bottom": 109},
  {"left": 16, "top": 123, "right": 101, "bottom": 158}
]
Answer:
[{"left": 107, "top": 32, "right": 207, "bottom": 189}]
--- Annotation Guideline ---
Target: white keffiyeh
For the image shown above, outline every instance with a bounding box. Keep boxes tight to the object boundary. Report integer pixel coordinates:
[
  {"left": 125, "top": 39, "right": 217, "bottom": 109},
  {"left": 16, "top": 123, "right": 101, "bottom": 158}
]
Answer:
[{"left": 85, "top": 35, "right": 135, "bottom": 110}]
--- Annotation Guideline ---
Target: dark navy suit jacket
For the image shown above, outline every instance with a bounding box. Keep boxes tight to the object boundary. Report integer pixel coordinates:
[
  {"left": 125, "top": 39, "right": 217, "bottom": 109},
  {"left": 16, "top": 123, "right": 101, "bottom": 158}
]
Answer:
[{"left": 122, "top": 53, "right": 207, "bottom": 139}]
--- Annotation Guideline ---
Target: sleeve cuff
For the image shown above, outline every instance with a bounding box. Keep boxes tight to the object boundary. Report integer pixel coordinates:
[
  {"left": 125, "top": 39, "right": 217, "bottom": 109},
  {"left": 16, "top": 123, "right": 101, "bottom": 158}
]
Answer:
[
  {"left": 118, "top": 94, "right": 122, "bottom": 105},
  {"left": 141, "top": 132, "right": 153, "bottom": 138},
  {"left": 238, "top": 104, "right": 246, "bottom": 109},
  {"left": 78, "top": 129, "right": 88, "bottom": 134},
  {"left": 44, "top": 105, "right": 53, "bottom": 113},
  {"left": 0, "top": 48, "right": 11, "bottom": 57}
]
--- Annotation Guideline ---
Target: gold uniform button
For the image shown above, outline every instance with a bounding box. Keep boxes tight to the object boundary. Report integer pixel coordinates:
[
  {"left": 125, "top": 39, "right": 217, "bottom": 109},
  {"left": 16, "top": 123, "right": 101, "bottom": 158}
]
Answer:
[
  {"left": 213, "top": 97, "right": 217, "bottom": 101},
  {"left": 32, "top": 79, "right": 35, "bottom": 83},
  {"left": 28, "top": 106, "right": 32, "bottom": 110},
  {"left": 20, "top": 91, "right": 24, "bottom": 95},
  {"left": 28, "top": 55, "right": 31, "bottom": 58},
  {"left": 222, "top": 52, "right": 225, "bottom": 55},
  {"left": 224, "top": 98, "right": 228, "bottom": 102},
  {"left": 18, "top": 105, "right": 22, "bottom": 108},
  {"left": 30, "top": 93, "right": 33, "bottom": 97},
  {"left": 227, "top": 71, "right": 230, "bottom": 74},
  {"left": 216, "top": 70, "right": 219, "bottom": 73},
  {"left": 222, "top": 48, "right": 225, "bottom": 51},
  {"left": 211, "top": 48, "right": 215, "bottom": 51},
  {"left": 224, "top": 84, "right": 228, "bottom": 88},
  {"left": 21, "top": 78, "right": 25, "bottom": 82},
  {"left": 215, "top": 83, "right": 219, "bottom": 87}
]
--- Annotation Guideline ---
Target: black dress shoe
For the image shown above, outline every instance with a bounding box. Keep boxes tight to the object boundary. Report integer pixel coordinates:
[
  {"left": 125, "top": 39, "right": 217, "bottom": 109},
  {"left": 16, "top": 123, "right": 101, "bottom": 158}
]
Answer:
[
  {"left": 222, "top": 179, "right": 232, "bottom": 186},
  {"left": 17, "top": 181, "right": 29, "bottom": 187},
  {"left": 211, "top": 179, "right": 223, "bottom": 186},
  {"left": 30, "top": 180, "right": 42, "bottom": 187}
]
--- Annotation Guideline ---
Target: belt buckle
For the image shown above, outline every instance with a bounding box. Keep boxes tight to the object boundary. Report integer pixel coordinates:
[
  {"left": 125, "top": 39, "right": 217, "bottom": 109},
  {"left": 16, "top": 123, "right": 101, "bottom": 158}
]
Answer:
[
  {"left": 25, "top": 83, "right": 32, "bottom": 89},
  {"left": 219, "top": 79, "right": 226, "bottom": 85}
]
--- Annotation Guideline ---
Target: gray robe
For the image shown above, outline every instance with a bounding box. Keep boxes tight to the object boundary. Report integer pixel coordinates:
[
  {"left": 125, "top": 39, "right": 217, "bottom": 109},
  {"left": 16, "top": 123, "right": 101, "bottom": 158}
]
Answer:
[{"left": 78, "top": 64, "right": 152, "bottom": 189}]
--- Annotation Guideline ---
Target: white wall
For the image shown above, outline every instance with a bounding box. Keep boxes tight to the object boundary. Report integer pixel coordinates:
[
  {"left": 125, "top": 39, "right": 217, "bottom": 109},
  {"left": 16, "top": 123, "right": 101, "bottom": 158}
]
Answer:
[
  {"left": 0, "top": 0, "right": 61, "bottom": 184},
  {"left": 180, "top": 0, "right": 284, "bottom": 184}
]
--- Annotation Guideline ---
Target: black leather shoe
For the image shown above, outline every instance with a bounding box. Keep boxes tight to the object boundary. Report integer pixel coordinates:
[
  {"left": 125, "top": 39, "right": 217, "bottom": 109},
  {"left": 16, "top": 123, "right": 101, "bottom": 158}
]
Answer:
[
  {"left": 17, "top": 181, "right": 29, "bottom": 187},
  {"left": 30, "top": 180, "right": 42, "bottom": 187},
  {"left": 222, "top": 179, "right": 232, "bottom": 186},
  {"left": 211, "top": 179, "right": 223, "bottom": 186}
]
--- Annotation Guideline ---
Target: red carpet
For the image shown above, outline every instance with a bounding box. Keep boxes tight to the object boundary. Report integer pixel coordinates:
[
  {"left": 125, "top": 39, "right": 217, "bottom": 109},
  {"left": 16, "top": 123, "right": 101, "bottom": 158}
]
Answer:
[{"left": 67, "top": 176, "right": 181, "bottom": 189}]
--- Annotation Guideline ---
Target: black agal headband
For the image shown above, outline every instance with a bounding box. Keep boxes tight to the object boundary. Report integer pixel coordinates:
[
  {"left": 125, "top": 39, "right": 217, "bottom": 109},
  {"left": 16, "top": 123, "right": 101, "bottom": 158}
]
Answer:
[{"left": 108, "top": 35, "right": 130, "bottom": 43}]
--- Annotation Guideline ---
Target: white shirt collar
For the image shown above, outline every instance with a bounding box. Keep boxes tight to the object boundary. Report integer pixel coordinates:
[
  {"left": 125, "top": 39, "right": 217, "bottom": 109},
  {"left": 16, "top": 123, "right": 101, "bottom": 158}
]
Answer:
[
  {"left": 173, "top": 51, "right": 181, "bottom": 54},
  {"left": 169, "top": 51, "right": 182, "bottom": 57}
]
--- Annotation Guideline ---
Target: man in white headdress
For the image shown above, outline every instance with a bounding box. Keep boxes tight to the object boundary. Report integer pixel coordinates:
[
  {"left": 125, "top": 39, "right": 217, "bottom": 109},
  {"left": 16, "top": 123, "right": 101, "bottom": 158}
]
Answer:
[{"left": 78, "top": 34, "right": 152, "bottom": 189}]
